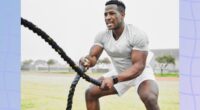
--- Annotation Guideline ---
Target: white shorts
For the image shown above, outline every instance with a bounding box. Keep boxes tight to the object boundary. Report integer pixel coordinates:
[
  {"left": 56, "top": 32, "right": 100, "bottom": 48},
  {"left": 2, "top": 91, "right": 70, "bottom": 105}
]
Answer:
[{"left": 103, "top": 66, "right": 156, "bottom": 96}]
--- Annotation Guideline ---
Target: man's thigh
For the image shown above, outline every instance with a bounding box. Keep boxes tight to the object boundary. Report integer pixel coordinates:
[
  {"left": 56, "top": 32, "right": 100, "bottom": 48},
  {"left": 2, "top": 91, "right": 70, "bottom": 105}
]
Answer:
[
  {"left": 137, "top": 80, "right": 159, "bottom": 97},
  {"left": 87, "top": 76, "right": 118, "bottom": 98},
  {"left": 102, "top": 70, "right": 132, "bottom": 96}
]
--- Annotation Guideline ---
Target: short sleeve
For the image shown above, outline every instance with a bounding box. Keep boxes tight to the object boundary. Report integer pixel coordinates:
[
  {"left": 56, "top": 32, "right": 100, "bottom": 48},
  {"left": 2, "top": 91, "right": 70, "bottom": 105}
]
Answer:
[
  {"left": 94, "top": 31, "right": 105, "bottom": 47},
  {"left": 130, "top": 27, "right": 149, "bottom": 51}
]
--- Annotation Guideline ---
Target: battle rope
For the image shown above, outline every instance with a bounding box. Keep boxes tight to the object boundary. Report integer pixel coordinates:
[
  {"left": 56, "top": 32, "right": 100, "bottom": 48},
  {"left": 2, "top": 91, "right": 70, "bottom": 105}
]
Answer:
[
  {"left": 66, "top": 75, "right": 81, "bottom": 110},
  {"left": 21, "top": 18, "right": 101, "bottom": 110}
]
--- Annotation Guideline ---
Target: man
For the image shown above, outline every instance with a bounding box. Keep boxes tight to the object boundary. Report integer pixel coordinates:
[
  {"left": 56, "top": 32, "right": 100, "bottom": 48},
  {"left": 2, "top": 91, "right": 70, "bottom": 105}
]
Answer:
[{"left": 80, "top": 0, "right": 160, "bottom": 110}]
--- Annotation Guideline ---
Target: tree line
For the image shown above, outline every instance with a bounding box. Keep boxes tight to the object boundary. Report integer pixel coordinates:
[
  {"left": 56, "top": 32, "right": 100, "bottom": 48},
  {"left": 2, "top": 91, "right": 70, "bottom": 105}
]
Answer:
[{"left": 21, "top": 54, "right": 176, "bottom": 74}]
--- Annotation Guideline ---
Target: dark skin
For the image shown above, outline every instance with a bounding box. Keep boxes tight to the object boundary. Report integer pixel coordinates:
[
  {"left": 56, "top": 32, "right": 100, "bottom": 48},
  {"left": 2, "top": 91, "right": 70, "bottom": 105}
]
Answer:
[{"left": 80, "top": 4, "right": 160, "bottom": 110}]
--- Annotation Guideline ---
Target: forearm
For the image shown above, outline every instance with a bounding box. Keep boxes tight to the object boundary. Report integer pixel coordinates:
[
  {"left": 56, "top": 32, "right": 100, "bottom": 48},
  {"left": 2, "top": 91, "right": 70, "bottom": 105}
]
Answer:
[
  {"left": 86, "top": 45, "right": 103, "bottom": 67},
  {"left": 85, "top": 55, "right": 98, "bottom": 67},
  {"left": 117, "top": 63, "right": 145, "bottom": 82}
]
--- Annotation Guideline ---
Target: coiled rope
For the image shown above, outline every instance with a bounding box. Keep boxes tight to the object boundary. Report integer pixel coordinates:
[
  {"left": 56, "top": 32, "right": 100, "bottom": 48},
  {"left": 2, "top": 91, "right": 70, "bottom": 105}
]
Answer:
[{"left": 21, "top": 18, "right": 101, "bottom": 110}]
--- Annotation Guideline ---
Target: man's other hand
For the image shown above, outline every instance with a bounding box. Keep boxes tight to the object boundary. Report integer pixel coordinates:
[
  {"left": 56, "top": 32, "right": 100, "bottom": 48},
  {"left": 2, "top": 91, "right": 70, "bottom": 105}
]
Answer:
[{"left": 100, "top": 77, "right": 114, "bottom": 90}]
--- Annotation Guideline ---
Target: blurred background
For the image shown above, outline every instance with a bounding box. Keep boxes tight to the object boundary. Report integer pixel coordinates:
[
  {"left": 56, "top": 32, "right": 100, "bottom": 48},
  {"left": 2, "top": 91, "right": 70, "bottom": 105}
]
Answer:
[
  {"left": 21, "top": 0, "right": 179, "bottom": 74},
  {"left": 21, "top": 0, "right": 179, "bottom": 110}
]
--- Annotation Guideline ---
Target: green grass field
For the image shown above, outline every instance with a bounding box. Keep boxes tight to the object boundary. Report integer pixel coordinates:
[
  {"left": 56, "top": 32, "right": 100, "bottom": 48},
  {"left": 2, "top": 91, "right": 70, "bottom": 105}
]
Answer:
[{"left": 21, "top": 72, "right": 179, "bottom": 110}]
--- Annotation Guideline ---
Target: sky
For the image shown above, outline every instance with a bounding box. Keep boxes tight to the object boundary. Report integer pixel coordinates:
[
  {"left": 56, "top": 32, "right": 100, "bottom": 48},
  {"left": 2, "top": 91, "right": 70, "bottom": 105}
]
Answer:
[{"left": 21, "top": 0, "right": 179, "bottom": 64}]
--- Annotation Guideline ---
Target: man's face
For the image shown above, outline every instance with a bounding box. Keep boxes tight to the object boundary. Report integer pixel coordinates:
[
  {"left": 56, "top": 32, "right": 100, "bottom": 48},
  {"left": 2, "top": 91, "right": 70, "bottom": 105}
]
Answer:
[{"left": 104, "top": 4, "right": 124, "bottom": 30}]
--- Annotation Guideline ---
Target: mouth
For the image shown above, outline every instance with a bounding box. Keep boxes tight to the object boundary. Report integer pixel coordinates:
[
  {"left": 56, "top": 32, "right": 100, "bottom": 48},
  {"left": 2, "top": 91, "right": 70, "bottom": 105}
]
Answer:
[
  {"left": 106, "top": 22, "right": 114, "bottom": 27},
  {"left": 107, "top": 23, "right": 112, "bottom": 27}
]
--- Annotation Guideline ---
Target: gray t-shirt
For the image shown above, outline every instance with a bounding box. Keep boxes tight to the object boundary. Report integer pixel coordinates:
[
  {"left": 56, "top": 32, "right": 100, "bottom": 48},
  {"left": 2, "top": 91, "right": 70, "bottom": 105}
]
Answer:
[{"left": 94, "top": 24, "right": 149, "bottom": 73}]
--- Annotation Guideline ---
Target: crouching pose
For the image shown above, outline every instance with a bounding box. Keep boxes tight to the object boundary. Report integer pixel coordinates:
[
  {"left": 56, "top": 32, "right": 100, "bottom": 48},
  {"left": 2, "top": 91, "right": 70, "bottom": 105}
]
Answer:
[{"left": 80, "top": 0, "right": 160, "bottom": 110}]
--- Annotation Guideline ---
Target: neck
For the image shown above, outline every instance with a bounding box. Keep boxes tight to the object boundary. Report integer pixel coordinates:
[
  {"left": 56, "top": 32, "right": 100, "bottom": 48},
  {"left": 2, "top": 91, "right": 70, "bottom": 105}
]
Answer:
[{"left": 112, "top": 23, "right": 125, "bottom": 40}]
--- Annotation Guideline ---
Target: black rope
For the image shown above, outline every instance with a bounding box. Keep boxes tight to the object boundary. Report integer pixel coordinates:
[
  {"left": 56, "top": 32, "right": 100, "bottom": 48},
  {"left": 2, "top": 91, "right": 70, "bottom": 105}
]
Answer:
[
  {"left": 66, "top": 75, "right": 81, "bottom": 110},
  {"left": 21, "top": 18, "right": 101, "bottom": 86},
  {"left": 21, "top": 17, "right": 101, "bottom": 110},
  {"left": 66, "top": 64, "right": 87, "bottom": 110}
]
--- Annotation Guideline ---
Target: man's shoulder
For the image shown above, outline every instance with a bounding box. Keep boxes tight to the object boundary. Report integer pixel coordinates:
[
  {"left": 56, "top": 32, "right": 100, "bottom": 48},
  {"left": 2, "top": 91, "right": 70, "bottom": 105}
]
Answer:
[
  {"left": 95, "top": 29, "right": 110, "bottom": 39},
  {"left": 94, "top": 29, "right": 110, "bottom": 42}
]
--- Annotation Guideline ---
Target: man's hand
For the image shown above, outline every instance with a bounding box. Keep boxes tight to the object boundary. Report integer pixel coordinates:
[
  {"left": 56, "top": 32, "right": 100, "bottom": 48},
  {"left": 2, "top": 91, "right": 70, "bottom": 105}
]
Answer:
[
  {"left": 100, "top": 77, "right": 114, "bottom": 90},
  {"left": 79, "top": 56, "right": 91, "bottom": 72}
]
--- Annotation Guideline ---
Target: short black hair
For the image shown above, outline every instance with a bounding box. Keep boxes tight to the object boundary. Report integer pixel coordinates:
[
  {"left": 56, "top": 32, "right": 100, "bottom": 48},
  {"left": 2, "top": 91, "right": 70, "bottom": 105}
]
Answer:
[{"left": 105, "top": 0, "right": 126, "bottom": 12}]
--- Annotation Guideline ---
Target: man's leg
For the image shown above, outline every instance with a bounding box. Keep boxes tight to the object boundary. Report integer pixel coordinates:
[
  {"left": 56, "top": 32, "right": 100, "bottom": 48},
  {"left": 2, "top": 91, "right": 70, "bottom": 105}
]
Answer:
[
  {"left": 85, "top": 77, "right": 118, "bottom": 110},
  {"left": 137, "top": 80, "right": 160, "bottom": 110}
]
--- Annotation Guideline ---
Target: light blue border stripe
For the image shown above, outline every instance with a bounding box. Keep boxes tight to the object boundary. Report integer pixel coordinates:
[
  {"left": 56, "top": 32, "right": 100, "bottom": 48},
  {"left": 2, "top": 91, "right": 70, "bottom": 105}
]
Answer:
[
  {"left": 0, "top": 0, "right": 20, "bottom": 110},
  {"left": 180, "top": 0, "right": 200, "bottom": 110}
]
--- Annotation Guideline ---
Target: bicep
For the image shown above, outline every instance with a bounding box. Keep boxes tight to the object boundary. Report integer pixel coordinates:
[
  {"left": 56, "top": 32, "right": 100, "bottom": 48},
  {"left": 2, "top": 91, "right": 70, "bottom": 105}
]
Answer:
[
  {"left": 89, "top": 45, "right": 103, "bottom": 60},
  {"left": 131, "top": 50, "right": 148, "bottom": 66}
]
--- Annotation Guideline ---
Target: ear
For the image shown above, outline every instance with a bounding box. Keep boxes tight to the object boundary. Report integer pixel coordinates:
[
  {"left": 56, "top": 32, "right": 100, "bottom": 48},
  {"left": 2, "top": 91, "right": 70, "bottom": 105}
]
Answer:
[{"left": 121, "top": 12, "right": 125, "bottom": 18}]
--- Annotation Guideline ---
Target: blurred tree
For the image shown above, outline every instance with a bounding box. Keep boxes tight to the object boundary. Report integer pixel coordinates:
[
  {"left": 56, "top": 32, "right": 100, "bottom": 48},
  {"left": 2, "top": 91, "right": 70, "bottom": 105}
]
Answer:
[
  {"left": 101, "top": 57, "right": 111, "bottom": 64},
  {"left": 156, "top": 55, "right": 175, "bottom": 75},
  {"left": 47, "top": 59, "right": 56, "bottom": 72},
  {"left": 98, "top": 57, "right": 111, "bottom": 64},
  {"left": 21, "top": 59, "right": 33, "bottom": 70}
]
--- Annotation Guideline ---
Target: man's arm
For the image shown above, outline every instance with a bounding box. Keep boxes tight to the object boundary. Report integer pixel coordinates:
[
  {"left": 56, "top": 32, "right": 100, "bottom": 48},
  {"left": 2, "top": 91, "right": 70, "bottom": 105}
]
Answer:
[
  {"left": 100, "top": 50, "right": 148, "bottom": 89},
  {"left": 117, "top": 50, "right": 148, "bottom": 82},
  {"left": 80, "top": 45, "right": 103, "bottom": 68}
]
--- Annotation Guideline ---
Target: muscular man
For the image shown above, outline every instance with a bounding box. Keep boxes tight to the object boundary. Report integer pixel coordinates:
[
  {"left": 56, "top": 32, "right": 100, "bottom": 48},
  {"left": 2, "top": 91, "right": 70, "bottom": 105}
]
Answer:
[{"left": 80, "top": 0, "right": 160, "bottom": 110}]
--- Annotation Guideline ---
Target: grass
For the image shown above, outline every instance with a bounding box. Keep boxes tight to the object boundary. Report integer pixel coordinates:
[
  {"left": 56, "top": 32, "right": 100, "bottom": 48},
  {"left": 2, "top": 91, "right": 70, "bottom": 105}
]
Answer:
[
  {"left": 24, "top": 71, "right": 179, "bottom": 77},
  {"left": 21, "top": 72, "right": 179, "bottom": 110},
  {"left": 155, "top": 73, "right": 179, "bottom": 77}
]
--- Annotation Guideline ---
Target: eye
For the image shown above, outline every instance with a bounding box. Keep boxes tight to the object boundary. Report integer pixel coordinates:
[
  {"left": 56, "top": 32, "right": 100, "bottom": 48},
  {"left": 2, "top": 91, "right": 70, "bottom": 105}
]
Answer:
[
  {"left": 104, "top": 13, "right": 107, "bottom": 17},
  {"left": 104, "top": 11, "right": 116, "bottom": 17},
  {"left": 109, "top": 12, "right": 115, "bottom": 15}
]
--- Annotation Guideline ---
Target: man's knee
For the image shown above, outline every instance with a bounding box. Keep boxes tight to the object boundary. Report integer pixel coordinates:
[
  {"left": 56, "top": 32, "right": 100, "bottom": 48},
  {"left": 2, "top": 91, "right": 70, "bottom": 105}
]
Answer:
[
  {"left": 138, "top": 80, "right": 159, "bottom": 104},
  {"left": 140, "top": 92, "right": 158, "bottom": 104},
  {"left": 85, "top": 86, "right": 100, "bottom": 100}
]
